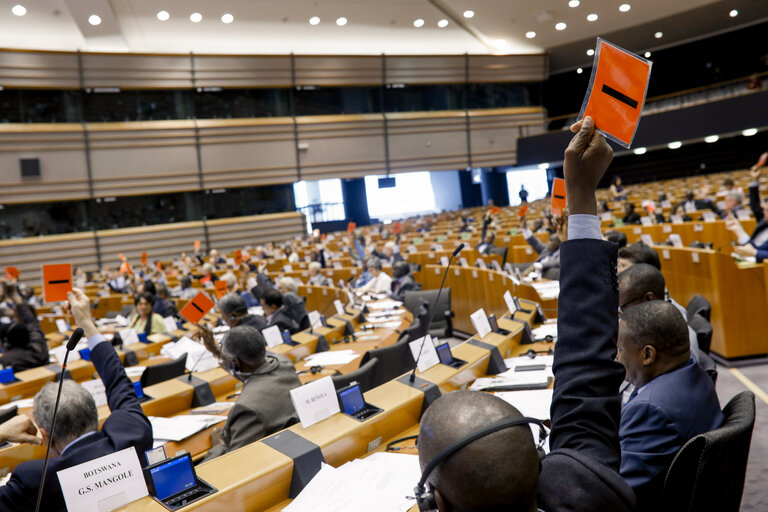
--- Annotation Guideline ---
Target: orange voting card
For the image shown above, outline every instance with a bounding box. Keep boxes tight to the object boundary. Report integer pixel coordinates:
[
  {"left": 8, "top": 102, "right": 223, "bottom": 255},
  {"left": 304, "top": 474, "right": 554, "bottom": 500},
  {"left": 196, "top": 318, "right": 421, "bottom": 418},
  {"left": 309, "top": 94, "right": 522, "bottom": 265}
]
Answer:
[
  {"left": 551, "top": 178, "right": 566, "bottom": 216},
  {"left": 393, "top": 221, "right": 401, "bottom": 234},
  {"left": 518, "top": 205, "right": 529, "bottom": 219},
  {"left": 141, "top": 252, "right": 148, "bottom": 265},
  {"left": 4, "top": 266, "right": 19, "bottom": 280},
  {"left": 119, "top": 261, "right": 133, "bottom": 275},
  {"left": 234, "top": 249, "right": 243, "bottom": 266},
  {"left": 118, "top": 253, "right": 126, "bottom": 262},
  {"left": 42, "top": 264, "right": 72, "bottom": 303},
  {"left": 156, "top": 261, "right": 163, "bottom": 272},
  {"left": 180, "top": 291, "right": 215, "bottom": 324},
  {"left": 757, "top": 152, "right": 768, "bottom": 169},
  {"left": 580, "top": 38, "right": 652, "bottom": 148},
  {"left": 491, "top": 206, "right": 500, "bottom": 215},
  {"left": 347, "top": 222, "right": 356, "bottom": 233},
  {"left": 214, "top": 280, "right": 228, "bottom": 299},
  {"left": 194, "top": 240, "right": 201, "bottom": 250}
]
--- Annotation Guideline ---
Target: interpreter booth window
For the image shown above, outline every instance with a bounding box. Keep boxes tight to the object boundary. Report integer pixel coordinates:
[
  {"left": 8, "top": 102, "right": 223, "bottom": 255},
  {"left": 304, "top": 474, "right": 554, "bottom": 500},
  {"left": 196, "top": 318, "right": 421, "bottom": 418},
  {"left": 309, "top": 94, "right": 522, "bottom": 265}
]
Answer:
[
  {"left": 293, "top": 179, "right": 346, "bottom": 227},
  {"left": 364, "top": 172, "right": 437, "bottom": 221},
  {"left": 505, "top": 167, "right": 550, "bottom": 207}
]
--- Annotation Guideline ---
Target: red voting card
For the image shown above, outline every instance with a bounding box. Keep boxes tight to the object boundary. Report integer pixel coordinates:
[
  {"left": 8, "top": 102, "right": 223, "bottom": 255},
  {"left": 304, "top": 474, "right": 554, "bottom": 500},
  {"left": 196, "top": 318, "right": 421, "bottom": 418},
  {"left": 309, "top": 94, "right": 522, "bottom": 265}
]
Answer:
[
  {"left": 757, "top": 152, "right": 768, "bottom": 169},
  {"left": 347, "top": 222, "right": 356, "bottom": 233},
  {"left": 580, "top": 38, "right": 652, "bottom": 148},
  {"left": 551, "top": 179, "right": 566, "bottom": 216},
  {"left": 4, "top": 266, "right": 19, "bottom": 280},
  {"left": 180, "top": 291, "right": 215, "bottom": 324},
  {"left": 141, "top": 252, "right": 148, "bottom": 265},
  {"left": 491, "top": 206, "right": 500, "bottom": 215},
  {"left": 214, "top": 280, "right": 228, "bottom": 299},
  {"left": 42, "top": 264, "right": 72, "bottom": 303},
  {"left": 518, "top": 205, "right": 529, "bottom": 219}
]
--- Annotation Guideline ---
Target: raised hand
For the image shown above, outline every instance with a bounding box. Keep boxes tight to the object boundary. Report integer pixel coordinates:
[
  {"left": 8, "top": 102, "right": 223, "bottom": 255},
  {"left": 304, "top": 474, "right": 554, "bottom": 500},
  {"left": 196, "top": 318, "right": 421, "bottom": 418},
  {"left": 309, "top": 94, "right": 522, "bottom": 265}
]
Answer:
[{"left": 564, "top": 116, "right": 614, "bottom": 215}]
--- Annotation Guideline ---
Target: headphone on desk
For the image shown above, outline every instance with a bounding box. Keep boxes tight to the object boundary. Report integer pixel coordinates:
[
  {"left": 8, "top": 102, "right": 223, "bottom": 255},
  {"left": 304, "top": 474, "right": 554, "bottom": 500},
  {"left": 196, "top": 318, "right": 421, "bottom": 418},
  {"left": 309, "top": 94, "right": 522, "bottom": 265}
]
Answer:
[{"left": 413, "top": 417, "right": 549, "bottom": 512}]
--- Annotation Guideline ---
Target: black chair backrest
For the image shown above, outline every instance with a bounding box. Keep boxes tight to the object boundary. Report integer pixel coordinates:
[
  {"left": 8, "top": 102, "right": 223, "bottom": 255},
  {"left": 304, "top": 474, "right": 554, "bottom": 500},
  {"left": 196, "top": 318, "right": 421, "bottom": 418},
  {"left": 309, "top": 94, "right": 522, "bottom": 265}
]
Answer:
[
  {"left": 687, "top": 294, "right": 711, "bottom": 322},
  {"left": 662, "top": 390, "right": 756, "bottom": 512},
  {"left": 689, "top": 313, "right": 713, "bottom": 354},
  {"left": 360, "top": 343, "right": 416, "bottom": 389},
  {"left": 140, "top": 353, "right": 188, "bottom": 387},
  {"left": 0, "top": 405, "right": 18, "bottom": 425},
  {"left": 400, "top": 302, "right": 430, "bottom": 342},
  {"left": 403, "top": 288, "right": 452, "bottom": 338},
  {"left": 332, "top": 357, "right": 378, "bottom": 393}
]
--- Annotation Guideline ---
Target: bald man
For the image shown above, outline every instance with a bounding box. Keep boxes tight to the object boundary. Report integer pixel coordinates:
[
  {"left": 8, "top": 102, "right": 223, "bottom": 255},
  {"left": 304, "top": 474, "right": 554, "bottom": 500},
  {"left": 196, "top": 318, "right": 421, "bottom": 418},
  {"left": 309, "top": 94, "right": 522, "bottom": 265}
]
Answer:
[{"left": 417, "top": 116, "right": 635, "bottom": 512}]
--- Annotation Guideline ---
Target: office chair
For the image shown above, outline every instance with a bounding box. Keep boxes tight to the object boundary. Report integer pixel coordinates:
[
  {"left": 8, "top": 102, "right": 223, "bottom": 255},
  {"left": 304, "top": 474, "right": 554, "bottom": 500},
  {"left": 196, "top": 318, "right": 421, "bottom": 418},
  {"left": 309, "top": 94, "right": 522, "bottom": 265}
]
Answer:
[
  {"left": 686, "top": 295, "right": 712, "bottom": 322},
  {"left": 689, "top": 313, "right": 713, "bottom": 355},
  {"left": 360, "top": 343, "right": 416, "bottom": 389},
  {"left": 404, "top": 289, "right": 454, "bottom": 338},
  {"left": 140, "top": 353, "right": 188, "bottom": 387},
  {"left": 331, "top": 357, "right": 378, "bottom": 392}
]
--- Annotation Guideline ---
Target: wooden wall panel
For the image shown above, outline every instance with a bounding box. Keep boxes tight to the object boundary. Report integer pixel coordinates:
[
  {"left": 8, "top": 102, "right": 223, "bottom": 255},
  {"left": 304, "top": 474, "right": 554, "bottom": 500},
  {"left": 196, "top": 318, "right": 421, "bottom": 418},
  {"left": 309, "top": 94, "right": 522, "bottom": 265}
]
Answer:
[
  {"left": 469, "top": 108, "right": 546, "bottom": 168},
  {"left": 80, "top": 54, "right": 194, "bottom": 89},
  {"left": 296, "top": 115, "right": 387, "bottom": 180},
  {"left": 294, "top": 56, "right": 382, "bottom": 86},
  {"left": 197, "top": 118, "right": 298, "bottom": 188},
  {"left": 468, "top": 55, "right": 549, "bottom": 83},
  {"left": 87, "top": 121, "right": 200, "bottom": 197},
  {"left": 206, "top": 213, "right": 307, "bottom": 253},
  {"left": 385, "top": 56, "right": 466, "bottom": 85},
  {"left": 0, "top": 124, "right": 90, "bottom": 204},
  {"left": 0, "top": 49, "right": 79, "bottom": 88},
  {"left": 386, "top": 112, "right": 470, "bottom": 172},
  {"left": 193, "top": 56, "right": 292, "bottom": 88},
  {"left": 97, "top": 221, "right": 207, "bottom": 268},
  {"left": 0, "top": 232, "right": 98, "bottom": 286}
]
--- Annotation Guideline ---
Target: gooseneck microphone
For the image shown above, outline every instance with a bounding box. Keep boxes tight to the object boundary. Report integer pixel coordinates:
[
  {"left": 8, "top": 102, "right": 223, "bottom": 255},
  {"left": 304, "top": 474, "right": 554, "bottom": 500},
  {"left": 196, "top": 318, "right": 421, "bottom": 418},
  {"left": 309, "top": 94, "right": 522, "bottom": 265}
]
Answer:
[
  {"left": 34, "top": 327, "right": 84, "bottom": 512},
  {"left": 409, "top": 243, "right": 464, "bottom": 383}
]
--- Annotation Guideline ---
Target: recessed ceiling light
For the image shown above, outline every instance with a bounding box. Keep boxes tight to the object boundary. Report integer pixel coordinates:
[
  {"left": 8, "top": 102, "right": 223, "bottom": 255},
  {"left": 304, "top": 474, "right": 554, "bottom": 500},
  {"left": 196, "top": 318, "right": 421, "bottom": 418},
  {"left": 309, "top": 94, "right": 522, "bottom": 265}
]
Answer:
[
  {"left": 633, "top": 147, "right": 647, "bottom": 155},
  {"left": 743, "top": 128, "right": 758, "bottom": 137},
  {"left": 587, "top": 13, "right": 598, "bottom": 22},
  {"left": 221, "top": 13, "right": 233, "bottom": 24},
  {"left": 587, "top": 49, "right": 595, "bottom": 56},
  {"left": 309, "top": 16, "right": 320, "bottom": 25},
  {"left": 525, "top": 31, "right": 536, "bottom": 39},
  {"left": 704, "top": 135, "right": 719, "bottom": 143},
  {"left": 555, "top": 22, "right": 567, "bottom": 31},
  {"left": 538, "top": 163, "right": 550, "bottom": 170},
  {"left": 336, "top": 17, "right": 347, "bottom": 26},
  {"left": 88, "top": 14, "right": 102, "bottom": 25},
  {"left": 644, "top": 51, "right": 651, "bottom": 58},
  {"left": 729, "top": 9, "right": 738, "bottom": 17},
  {"left": 190, "top": 12, "right": 202, "bottom": 23},
  {"left": 619, "top": 4, "right": 631, "bottom": 13},
  {"left": 157, "top": 10, "right": 169, "bottom": 21},
  {"left": 463, "top": 10, "right": 474, "bottom": 18},
  {"left": 568, "top": 0, "right": 580, "bottom": 7},
  {"left": 654, "top": 31, "right": 663, "bottom": 39},
  {"left": 437, "top": 19, "right": 448, "bottom": 28},
  {"left": 413, "top": 18, "right": 425, "bottom": 28},
  {"left": 576, "top": 68, "right": 583, "bottom": 74},
  {"left": 11, "top": 4, "right": 26, "bottom": 16},
  {"left": 667, "top": 141, "right": 682, "bottom": 149}
]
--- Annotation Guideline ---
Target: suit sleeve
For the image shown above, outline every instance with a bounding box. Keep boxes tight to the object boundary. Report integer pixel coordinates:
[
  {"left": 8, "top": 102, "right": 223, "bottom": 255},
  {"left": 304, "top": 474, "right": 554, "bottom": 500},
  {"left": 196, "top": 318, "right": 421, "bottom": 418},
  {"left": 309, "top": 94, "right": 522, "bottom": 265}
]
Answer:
[
  {"left": 749, "top": 183, "right": 764, "bottom": 224},
  {"left": 205, "top": 403, "right": 266, "bottom": 461},
  {"left": 756, "top": 247, "right": 768, "bottom": 263},
  {"left": 525, "top": 234, "right": 546, "bottom": 255},
  {"left": 550, "top": 239, "right": 625, "bottom": 471}
]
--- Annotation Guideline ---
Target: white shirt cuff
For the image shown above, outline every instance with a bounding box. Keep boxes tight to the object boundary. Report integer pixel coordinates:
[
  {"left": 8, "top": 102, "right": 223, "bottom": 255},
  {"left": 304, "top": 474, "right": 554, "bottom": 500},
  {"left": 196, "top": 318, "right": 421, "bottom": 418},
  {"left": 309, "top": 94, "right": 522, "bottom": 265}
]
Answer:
[
  {"left": 88, "top": 333, "right": 108, "bottom": 350},
  {"left": 522, "top": 229, "right": 533, "bottom": 239},
  {"left": 568, "top": 214, "right": 602, "bottom": 240},
  {"left": 737, "top": 233, "right": 751, "bottom": 246}
]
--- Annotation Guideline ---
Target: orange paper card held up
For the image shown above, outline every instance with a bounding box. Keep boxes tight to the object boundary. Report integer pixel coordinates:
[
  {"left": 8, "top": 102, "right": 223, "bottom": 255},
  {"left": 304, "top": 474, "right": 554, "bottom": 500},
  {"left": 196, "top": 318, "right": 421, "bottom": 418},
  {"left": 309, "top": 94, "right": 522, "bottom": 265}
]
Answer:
[
  {"left": 180, "top": 291, "right": 215, "bottom": 324},
  {"left": 347, "top": 222, "right": 356, "bottom": 233},
  {"left": 42, "top": 264, "right": 72, "bottom": 303},
  {"left": 234, "top": 249, "right": 243, "bottom": 266},
  {"left": 518, "top": 205, "right": 529, "bottom": 219},
  {"left": 214, "top": 280, "right": 228, "bottom": 299},
  {"left": 551, "top": 179, "right": 566, "bottom": 216},
  {"left": 194, "top": 240, "right": 201, "bottom": 250},
  {"left": 141, "top": 252, "right": 148, "bottom": 265},
  {"left": 491, "top": 206, "right": 500, "bottom": 215},
  {"left": 580, "top": 38, "right": 652, "bottom": 148},
  {"left": 5, "top": 266, "right": 19, "bottom": 280}
]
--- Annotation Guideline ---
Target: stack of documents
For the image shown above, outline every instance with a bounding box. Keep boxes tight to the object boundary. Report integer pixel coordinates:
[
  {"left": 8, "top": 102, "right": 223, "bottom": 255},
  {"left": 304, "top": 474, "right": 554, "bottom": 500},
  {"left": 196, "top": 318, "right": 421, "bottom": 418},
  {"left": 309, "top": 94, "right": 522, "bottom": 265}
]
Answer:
[
  {"left": 284, "top": 452, "right": 420, "bottom": 512},
  {"left": 367, "top": 300, "right": 403, "bottom": 310},
  {"left": 530, "top": 281, "right": 560, "bottom": 299},
  {"left": 149, "top": 414, "right": 226, "bottom": 442},
  {"left": 303, "top": 350, "right": 360, "bottom": 368},
  {"left": 160, "top": 336, "right": 219, "bottom": 373},
  {"left": 504, "top": 355, "right": 554, "bottom": 374},
  {"left": 469, "top": 364, "right": 551, "bottom": 392},
  {"left": 531, "top": 324, "right": 558, "bottom": 342}
]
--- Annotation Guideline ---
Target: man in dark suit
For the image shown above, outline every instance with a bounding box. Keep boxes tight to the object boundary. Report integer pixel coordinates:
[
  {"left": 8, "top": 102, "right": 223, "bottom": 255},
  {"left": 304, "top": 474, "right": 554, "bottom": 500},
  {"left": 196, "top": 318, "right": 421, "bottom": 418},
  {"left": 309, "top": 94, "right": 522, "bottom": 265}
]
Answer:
[
  {"left": 727, "top": 164, "right": 768, "bottom": 261},
  {"left": 475, "top": 211, "right": 496, "bottom": 254},
  {"left": 372, "top": 241, "right": 403, "bottom": 266},
  {"left": 390, "top": 261, "right": 420, "bottom": 301},
  {"left": 0, "top": 288, "right": 153, "bottom": 511},
  {"left": 673, "top": 190, "right": 721, "bottom": 217},
  {"left": 261, "top": 288, "right": 299, "bottom": 333},
  {"left": 217, "top": 293, "right": 267, "bottom": 331},
  {"left": 0, "top": 284, "right": 49, "bottom": 372},
  {"left": 617, "top": 300, "right": 723, "bottom": 510},
  {"left": 416, "top": 116, "right": 635, "bottom": 512},
  {"left": 201, "top": 325, "right": 300, "bottom": 461}
]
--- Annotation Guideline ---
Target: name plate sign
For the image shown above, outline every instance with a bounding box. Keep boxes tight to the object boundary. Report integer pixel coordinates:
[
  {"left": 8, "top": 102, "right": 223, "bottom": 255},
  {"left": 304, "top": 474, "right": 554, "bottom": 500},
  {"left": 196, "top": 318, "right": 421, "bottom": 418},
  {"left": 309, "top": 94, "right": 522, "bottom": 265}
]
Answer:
[{"left": 289, "top": 376, "right": 340, "bottom": 429}]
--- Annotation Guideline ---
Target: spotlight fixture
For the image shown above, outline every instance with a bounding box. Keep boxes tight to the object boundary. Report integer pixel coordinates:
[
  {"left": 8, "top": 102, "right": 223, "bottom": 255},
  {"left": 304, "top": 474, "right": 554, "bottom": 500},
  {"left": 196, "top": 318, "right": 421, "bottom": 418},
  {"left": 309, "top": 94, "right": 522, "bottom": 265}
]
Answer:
[
  {"left": 704, "top": 135, "right": 719, "bottom": 143},
  {"left": 568, "top": 0, "right": 580, "bottom": 7},
  {"left": 463, "top": 10, "right": 474, "bottom": 18},
  {"left": 221, "top": 13, "right": 233, "bottom": 24},
  {"left": 576, "top": 68, "right": 583, "bottom": 74},
  {"left": 555, "top": 22, "right": 566, "bottom": 31},
  {"left": 587, "top": 13, "right": 598, "bottom": 22},
  {"left": 587, "top": 49, "right": 595, "bottom": 56},
  {"left": 654, "top": 31, "right": 663, "bottom": 39},
  {"left": 742, "top": 128, "right": 758, "bottom": 137},
  {"left": 190, "top": 12, "right": 202, "bottom": 23},
  {"left": 88, "top": 14, "right": 102, "bottom": 25},
  {"left": 437, "top": 19, "right": 448, "bottom": 28},
  {"left": 157, "top": 10, "right": 169, "bottom": 21},
  {"left": 729, "top": 9, "right": 738, "bottom": 17},
  {"left": 309, "top": 16, "right": 320, "bottom": 25},
  {"left": 525, "top": 31, "right": 536, "bottom": 39},
  {"left": 336, "top": 17, "right": 347, "bottom": 26},
  {"left": 667, "top": 141, "right": 682, "bottom": 149},
  {"left": 413, "top": 18, "right": 425, "bottom": 28},
  {"left": 11, "top": 4, "right": 26, "bottom": 16},
  {"left": 633, "top": 147, "right": 647, "bottom": 155},
  {"left": 619, "top": 4, "right": 631, "bottom": 12}
]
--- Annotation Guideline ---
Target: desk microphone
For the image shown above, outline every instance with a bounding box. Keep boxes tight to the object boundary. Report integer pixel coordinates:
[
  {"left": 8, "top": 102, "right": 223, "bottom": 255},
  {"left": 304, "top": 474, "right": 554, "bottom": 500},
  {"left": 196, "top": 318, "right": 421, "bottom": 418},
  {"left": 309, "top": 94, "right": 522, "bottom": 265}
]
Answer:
[
  {"left": 34, "top": 327, "right": 84, "bottom": 512},
  {"left": 409, "top": 243, "right": 464, "bottom": 383}
]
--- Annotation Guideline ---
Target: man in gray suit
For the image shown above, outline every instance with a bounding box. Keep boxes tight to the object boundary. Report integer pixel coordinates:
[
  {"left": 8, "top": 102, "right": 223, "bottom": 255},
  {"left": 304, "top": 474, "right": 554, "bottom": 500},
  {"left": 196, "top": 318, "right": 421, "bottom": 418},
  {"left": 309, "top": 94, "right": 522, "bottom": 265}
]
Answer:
[
  {"left": 509, "top": 214, "right": 567, "bottom": 280},
  {"left": 201, "top": 325, "right": 300, "bottom": 461}
]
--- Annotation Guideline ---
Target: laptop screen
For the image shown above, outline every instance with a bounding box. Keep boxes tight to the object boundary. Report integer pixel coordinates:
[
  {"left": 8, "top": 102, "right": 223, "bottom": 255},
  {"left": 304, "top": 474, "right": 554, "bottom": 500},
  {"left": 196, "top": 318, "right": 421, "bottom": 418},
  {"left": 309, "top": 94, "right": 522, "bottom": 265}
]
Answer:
[
  {"left": 488, "top": 315, "right": 499, "bottom": 333},
  {"left": 436, "top": 343, "right": 453, "bottom": 365},
  {"left": 338, "top": 384, "right": 366, "bottom": 415},
  {"left": 281, "top": 331, "right": 293, "bottom": 345},
  {"left": 149, "top": 454, "right": 197, "bottom": 500}
]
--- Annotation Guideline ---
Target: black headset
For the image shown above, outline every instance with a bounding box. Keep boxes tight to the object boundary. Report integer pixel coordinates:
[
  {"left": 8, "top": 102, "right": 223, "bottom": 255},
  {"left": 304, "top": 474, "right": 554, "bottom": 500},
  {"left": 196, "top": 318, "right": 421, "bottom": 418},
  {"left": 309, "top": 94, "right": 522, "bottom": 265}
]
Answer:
[{"left": 413, "top": 417, "right": 549, "bottom": 512}]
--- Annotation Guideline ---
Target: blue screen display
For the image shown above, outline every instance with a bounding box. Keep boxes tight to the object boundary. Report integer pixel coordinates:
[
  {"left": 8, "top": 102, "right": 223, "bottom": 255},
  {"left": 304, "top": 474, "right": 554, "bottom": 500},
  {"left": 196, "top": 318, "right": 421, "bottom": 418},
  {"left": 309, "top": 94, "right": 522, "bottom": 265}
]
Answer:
[
  {"left": 149, "top": 455, "right": 196, "bottom": 500},
  {"left": 339, "top": 385, "right": 365, "bottom": 415},
  {"left": 436, "top": 343, "right": 452, "bottom": 365}
]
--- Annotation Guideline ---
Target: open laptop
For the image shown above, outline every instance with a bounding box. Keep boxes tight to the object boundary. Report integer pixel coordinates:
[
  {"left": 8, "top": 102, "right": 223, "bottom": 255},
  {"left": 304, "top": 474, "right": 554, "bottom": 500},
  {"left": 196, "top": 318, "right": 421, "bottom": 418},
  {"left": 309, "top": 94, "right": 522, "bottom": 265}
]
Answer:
[
  {"left": 337, "top": 383, "right": 382, "bottom": 422},
  {"left": 436, "top": 342, "right": 467, "bottom": 369},
  {"left": 144, "top": 452, "right": 217, "bottom": 510}
]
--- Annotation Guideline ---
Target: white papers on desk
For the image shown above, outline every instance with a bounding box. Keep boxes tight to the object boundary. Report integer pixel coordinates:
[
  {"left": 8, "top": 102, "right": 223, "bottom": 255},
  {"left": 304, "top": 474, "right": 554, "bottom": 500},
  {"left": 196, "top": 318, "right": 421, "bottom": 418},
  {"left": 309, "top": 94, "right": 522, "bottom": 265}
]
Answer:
[
  {"left": 366, "top": 309, "right": 407, "bottom": 318},
  {"left": 495, "top": 389, "right": 553, "bottom": 420},
  {"left": 367, "top": 300, "right": 403, "bottom": 311},
  {"left": 530, "top": 281, "right": 560, "bottom": 299},
  {"left": 504, "top": 355, "right": 554, "bottom": 372},
  {"left": 284, "top": 453, "right": 420, "bottom": 512},
  {"left": 124, "top": 366, "right": 147, "bottom": 378},
  {"left": 303, "top": 350, "right": 360, "bottom": 367},
  {"left": 364, "top": 320, "right": 402, "bottom": 329},
  {"left": 531, "top": 324, "right": 558, "bottom": 342},
  {"left": 160, "top": 336, "right": 219, "bottom": 373},
  {"left": 0, "top": 398, "right": 34, "bottom": 410},
  {"left": 469, "top": 366, "right": 551, "bottom": 391},
  {"left": 149, "top": 414, "right": 226, "bottom": 442},
  {"left": 81, "top": 378, "right": 108, "bottom": 407}
]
